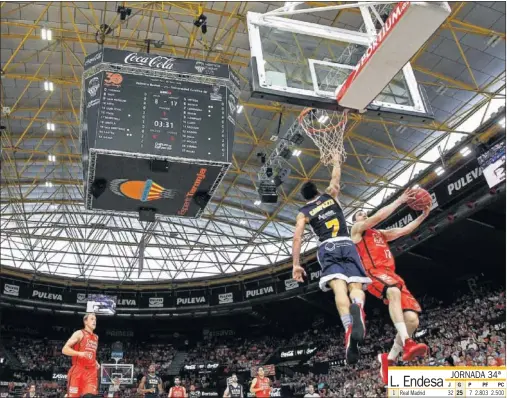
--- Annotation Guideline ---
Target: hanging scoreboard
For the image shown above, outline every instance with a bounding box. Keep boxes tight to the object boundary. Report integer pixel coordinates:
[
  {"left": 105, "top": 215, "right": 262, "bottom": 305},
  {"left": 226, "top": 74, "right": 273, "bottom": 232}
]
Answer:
[{"left": 80, "top": 48, "right": 240, "bottom": 219}]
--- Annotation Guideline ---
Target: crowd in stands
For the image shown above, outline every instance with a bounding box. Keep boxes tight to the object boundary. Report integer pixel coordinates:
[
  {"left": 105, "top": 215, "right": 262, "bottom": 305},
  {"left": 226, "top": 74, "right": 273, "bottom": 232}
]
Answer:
[{"left": 1, "top": 288, "right": 504, "bottom": 397}]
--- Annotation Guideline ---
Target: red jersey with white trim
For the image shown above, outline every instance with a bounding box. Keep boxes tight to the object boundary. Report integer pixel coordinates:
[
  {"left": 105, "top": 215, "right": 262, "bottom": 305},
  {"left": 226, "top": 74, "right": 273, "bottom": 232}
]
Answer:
[
  {"left": 355, "top": 229, "right": 395, "bottom": 272},
  {"left": 254, "top": 377, "right": 271, "bottom": 398},
  {"left": 71, "top": 329, "right": 98, "bottom": 367},
  {"left": 170, "top": 386, "right": 185, "bottom": 397}
]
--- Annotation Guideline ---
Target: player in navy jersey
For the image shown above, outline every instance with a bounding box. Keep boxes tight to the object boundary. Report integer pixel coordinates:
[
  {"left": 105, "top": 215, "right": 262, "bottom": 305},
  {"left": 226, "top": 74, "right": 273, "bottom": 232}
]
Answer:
[{"left": 292, "top": 157, "right": 371, "bottom": 364}]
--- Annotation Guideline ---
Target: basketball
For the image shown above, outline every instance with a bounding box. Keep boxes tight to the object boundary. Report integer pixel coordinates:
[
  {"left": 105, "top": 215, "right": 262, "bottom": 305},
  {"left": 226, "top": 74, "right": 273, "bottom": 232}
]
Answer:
[{"left": 407, "top": 188, "right": 432, "bottom": 211}]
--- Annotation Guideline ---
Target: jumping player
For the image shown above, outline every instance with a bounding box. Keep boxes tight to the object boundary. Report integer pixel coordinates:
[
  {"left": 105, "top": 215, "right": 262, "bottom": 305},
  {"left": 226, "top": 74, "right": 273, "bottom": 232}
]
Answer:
[
  {"left": 292, "top": 158, "right": 371, "bottom": 364},
  {"left": 250, "top": 367, "right": 271, "bottom": 398},
  {"left": 351, "top": 190, "right": 430, "bottom": 384},
  {"left": 168, "top": 377, "right": 187, "bottom": 397},
  {"left": 62, "top": 313, "right": 99, "bottom": 397},
  {"left": 138, "top": 363, "right": 163, "bottom": 397},
  {"left": 224, "top": 374, "right": 243, "bottom": 397}
]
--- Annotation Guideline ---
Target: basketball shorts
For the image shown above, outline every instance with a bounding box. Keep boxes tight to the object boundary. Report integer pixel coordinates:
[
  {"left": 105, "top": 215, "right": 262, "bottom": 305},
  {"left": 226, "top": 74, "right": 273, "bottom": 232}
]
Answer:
[
  {"left": 67, "top": 365, "right": 98, "bottom": 397},
  {"left": 317, "top": 237, "right": 371, "bottom": 292},
  {"left": 366, "top": 268, "right": 421, "bottom": 313}
]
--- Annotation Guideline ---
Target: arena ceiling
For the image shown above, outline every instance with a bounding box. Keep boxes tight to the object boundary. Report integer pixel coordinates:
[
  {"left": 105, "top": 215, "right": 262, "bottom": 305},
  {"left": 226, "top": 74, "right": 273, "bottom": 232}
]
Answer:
[{"left": 0, "top": 1, "right": 505, "bottom": 282}]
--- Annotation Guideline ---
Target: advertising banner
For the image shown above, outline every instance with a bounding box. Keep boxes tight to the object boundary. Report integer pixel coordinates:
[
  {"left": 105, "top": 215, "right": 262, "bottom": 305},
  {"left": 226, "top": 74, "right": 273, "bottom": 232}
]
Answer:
[{"left": 175, "top": 290, "right": 208, "bottom": 307}]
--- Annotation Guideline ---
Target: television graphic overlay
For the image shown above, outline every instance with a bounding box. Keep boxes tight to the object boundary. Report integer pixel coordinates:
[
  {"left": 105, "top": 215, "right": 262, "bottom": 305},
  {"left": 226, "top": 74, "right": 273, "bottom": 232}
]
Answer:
[
  {"left": 86, "top": 294, "right": 117, "bottom": 315},
  {"left": 478, "top": 141, "right": 506, "bottom": 188}
]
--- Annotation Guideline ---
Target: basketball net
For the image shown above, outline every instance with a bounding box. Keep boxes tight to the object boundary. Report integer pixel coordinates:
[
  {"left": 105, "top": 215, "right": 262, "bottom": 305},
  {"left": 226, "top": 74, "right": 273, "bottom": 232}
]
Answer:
[{"left": 298, "top": 108, "right": 349, "bottom": 166}]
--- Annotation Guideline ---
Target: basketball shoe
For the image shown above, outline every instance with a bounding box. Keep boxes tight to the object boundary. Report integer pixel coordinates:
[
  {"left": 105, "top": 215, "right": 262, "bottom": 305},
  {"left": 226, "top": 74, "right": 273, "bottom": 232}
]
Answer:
[{"left": 402, "top": 339, "right": 428, "bottom": 361}]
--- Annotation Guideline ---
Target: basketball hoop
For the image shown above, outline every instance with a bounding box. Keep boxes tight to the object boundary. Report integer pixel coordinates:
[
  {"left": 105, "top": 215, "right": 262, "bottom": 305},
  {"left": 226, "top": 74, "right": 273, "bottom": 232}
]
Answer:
[{"left": 298, "top": 108, "right": 349, "bottom": 166}]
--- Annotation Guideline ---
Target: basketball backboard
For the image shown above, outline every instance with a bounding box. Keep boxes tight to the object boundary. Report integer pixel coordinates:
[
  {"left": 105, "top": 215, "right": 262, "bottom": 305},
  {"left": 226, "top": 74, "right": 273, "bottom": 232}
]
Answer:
[
  {"left": 100, "top": 363, "right": 133, "bottom": 385},
  {"left": 247, "top": 2, "right": 451, "bottom": 122}
]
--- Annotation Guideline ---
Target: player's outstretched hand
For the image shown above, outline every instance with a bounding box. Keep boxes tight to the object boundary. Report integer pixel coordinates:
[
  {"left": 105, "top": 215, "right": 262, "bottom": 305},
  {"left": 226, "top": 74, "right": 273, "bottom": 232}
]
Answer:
[
  {"left": 421, "top": 205, "right": 431, "bottom": 218},
  {"left": 292, "top": 265, "right": 306, "bottom": 282},
  {"left": 399, "top": 188, "right": 416, "bottom": 204}
]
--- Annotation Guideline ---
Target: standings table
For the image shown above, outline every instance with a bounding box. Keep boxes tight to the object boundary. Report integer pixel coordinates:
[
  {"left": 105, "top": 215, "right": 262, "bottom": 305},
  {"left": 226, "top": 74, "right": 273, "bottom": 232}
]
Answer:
[{"left": 388, "top": 367, "right": 506, "bottom": 397}]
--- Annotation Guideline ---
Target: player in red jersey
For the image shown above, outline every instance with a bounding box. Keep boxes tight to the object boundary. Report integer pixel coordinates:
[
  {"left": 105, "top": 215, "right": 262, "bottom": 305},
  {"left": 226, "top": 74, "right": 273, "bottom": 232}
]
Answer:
[
  {"left": 62, "top": 313, "right": 99, "bottom": 397},
  {"left": 351, "top": 190, "right": 430, "bottom": 385},
  {"left": 249, "top": 367, "right": 271, "bottom": 398},
  {"left": 168, "top": 377, "right": 187, "bottom": 397}
]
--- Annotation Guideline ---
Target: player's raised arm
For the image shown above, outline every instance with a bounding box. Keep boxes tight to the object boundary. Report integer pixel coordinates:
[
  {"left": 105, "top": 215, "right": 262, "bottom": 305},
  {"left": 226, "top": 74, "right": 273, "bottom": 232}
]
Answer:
[
  {"left": 62, "top": 330, "right": 84, "bottom": 357},
  {"left": 351, "top": 189, "right": 415, "bottom": 242},
  {"left": 379, "top": 206, "right": 430, "bottom": 242},
  {"left": 325, "top": 158, "right": 342, "bottom": 199},
  {"left": 292, "top": 212, "right": 308, "bottom": 282}
]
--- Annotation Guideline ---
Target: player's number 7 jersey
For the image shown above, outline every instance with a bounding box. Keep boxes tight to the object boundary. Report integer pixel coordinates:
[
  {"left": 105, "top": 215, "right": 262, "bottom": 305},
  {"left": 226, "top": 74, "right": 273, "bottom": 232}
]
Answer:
[{"left": 299, "top": 193, "right": 349, "bottom": 242}]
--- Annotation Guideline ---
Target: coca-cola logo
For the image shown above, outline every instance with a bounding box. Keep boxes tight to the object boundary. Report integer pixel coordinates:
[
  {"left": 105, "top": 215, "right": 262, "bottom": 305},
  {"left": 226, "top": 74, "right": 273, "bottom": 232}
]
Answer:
[{"left": 124, "top": 53, "right": 176, "bottom": 70}]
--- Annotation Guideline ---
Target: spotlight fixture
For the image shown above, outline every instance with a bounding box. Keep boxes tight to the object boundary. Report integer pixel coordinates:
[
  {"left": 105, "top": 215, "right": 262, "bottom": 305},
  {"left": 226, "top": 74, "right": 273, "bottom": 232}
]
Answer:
[
  {"left": 47, "top": 154, "right": 56, "bottom": 162},
  {"left": 254, "top": 200, "right": 261, "bottom": 206},
  {"left": 194, "top": 13, "right": 207, "bottom": 34},
  {"left": 194, "top": 13, "right": 207, "bottom": 27},
  {"left": 278, "top": 147, "right": 292, "bottom": 160},
  {"left": 289, "top": 131, "right": 304, "bottom": 145},
  {"left": 499, "top": 117, "right": 505, "bottom": 128},
  {"left": 434, "top": 166, "right": 445, "bottom": 176},
  {"left": 117, "top": 6, "right": 132, "bottom": 21},
  {"left": 293, "top": 149, "right": 302, "bottom": 157},
  {"left": 257, "top": 152, "right": 266, "bottom": 164},
  {"left": 46, "top": 122, "right": 55, "bottom": 131},
  {"left": 236, "top": 105, "right": 244, "bottom": 114}
]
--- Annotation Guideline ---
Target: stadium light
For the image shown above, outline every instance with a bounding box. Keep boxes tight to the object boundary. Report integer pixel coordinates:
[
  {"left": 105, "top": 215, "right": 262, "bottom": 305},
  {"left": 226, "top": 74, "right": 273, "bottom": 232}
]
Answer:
[
  {"left": 434, "top": 166, "right": 445, "bottom": 176},
  {"left": 293, "top": 149, "right": 302, "bottom": 157},
  {"left": 254, "top": 200, "right": 261, "bottom": 206},
  {"left": 237, "top": 105, "right": 244, "bottom": 114},
  {"left": 48, "top": 154, "right": 56, "bottom": 162},
  {"left": 41, "top": 27, "right": 52, "bottom": 41},
  {"left": 499, "top": 117, "right": 505, "bottom": 128},
  {"left": 460, "top": 147, "right": 472, "bottom": 157},
  {"left": 44, "top": 81, "right": 54, "bottom": 91},
  {"left": 45, "top": 181, "right": 53, "bottom": 188},
  {"left": 46, "top": 122, "right": 55, "bottom": 131},
  {"left": 318, "top": 114, "right": 329, "bottom": 124}
]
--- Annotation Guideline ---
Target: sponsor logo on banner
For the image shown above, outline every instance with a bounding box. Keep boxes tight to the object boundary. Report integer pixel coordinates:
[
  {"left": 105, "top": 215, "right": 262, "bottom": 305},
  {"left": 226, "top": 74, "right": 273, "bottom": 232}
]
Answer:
[
  {"left": 124, "top": 53, "right": 176, "bottom": 70},
  {"left": 52, "top": 373, "right": 67, "bottom": 380},
  {"left": 204, "top": 329, "right": 235, "bottom": 338},
  {"left": 84, "top": 52, "right": 102, "bottom": 67},
  {"left": 87, "top": 77, "right": 100, "bottom": 97},
  {"left": 149, "top": 297, "right": 164, "bottom": 308},
  {"left": 105, "top": 330, "right": 134, "bottom": 337},
  {"left": 178, "top": 168, "right": 208, "bottom": 216},
  {"left": 446, "top": 165, "right": 483, "bottom": 196},
  {"left": 385, "top": 212, "right": 415, "bottom": 230},
  {"left": 32, "top": 290, "right": 63, "bottom": 301},
  {"left": 201, "top": 392, "right": 219, "bottom": 397},
  {"left": 245, "top": 285, "right": 274, "bottom": 299},
  {"left": 280, "top": 346, "right": 317, "bottom": 358},
  {"left": 336, "top": 1, "right": 410, "bottom": 103},
  {"left": 115, "top": 297, "right": 137, "bottom": 307},
  {"left": 177, "top": 296, "right": 206, "bottom": 306},
  {"left": 3, "top": 283, "right": 19, "bottom": 297},
  {"left": 284, "top": 279, "right": 299, "bottom": 291},
  {"left": 246, "top": 388, "right": 280, "bottom": 398},
  {"left": 329, "top": 358, "right": 347, "bottom": 367},
  {"left": 76, "top": 293, "right": 88, "bottom": 304},
  {"left": 218, "top": 292, "right": 233, "bottom": 304},
  {"left": 310, "top": 270, "right": 322, "bottom": 282},
  {"left": 87, "top": 98, "right": 100, "bottom": 109},
  {"left": 110, "top": 179, "right": 175, "bottom": 203}
]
